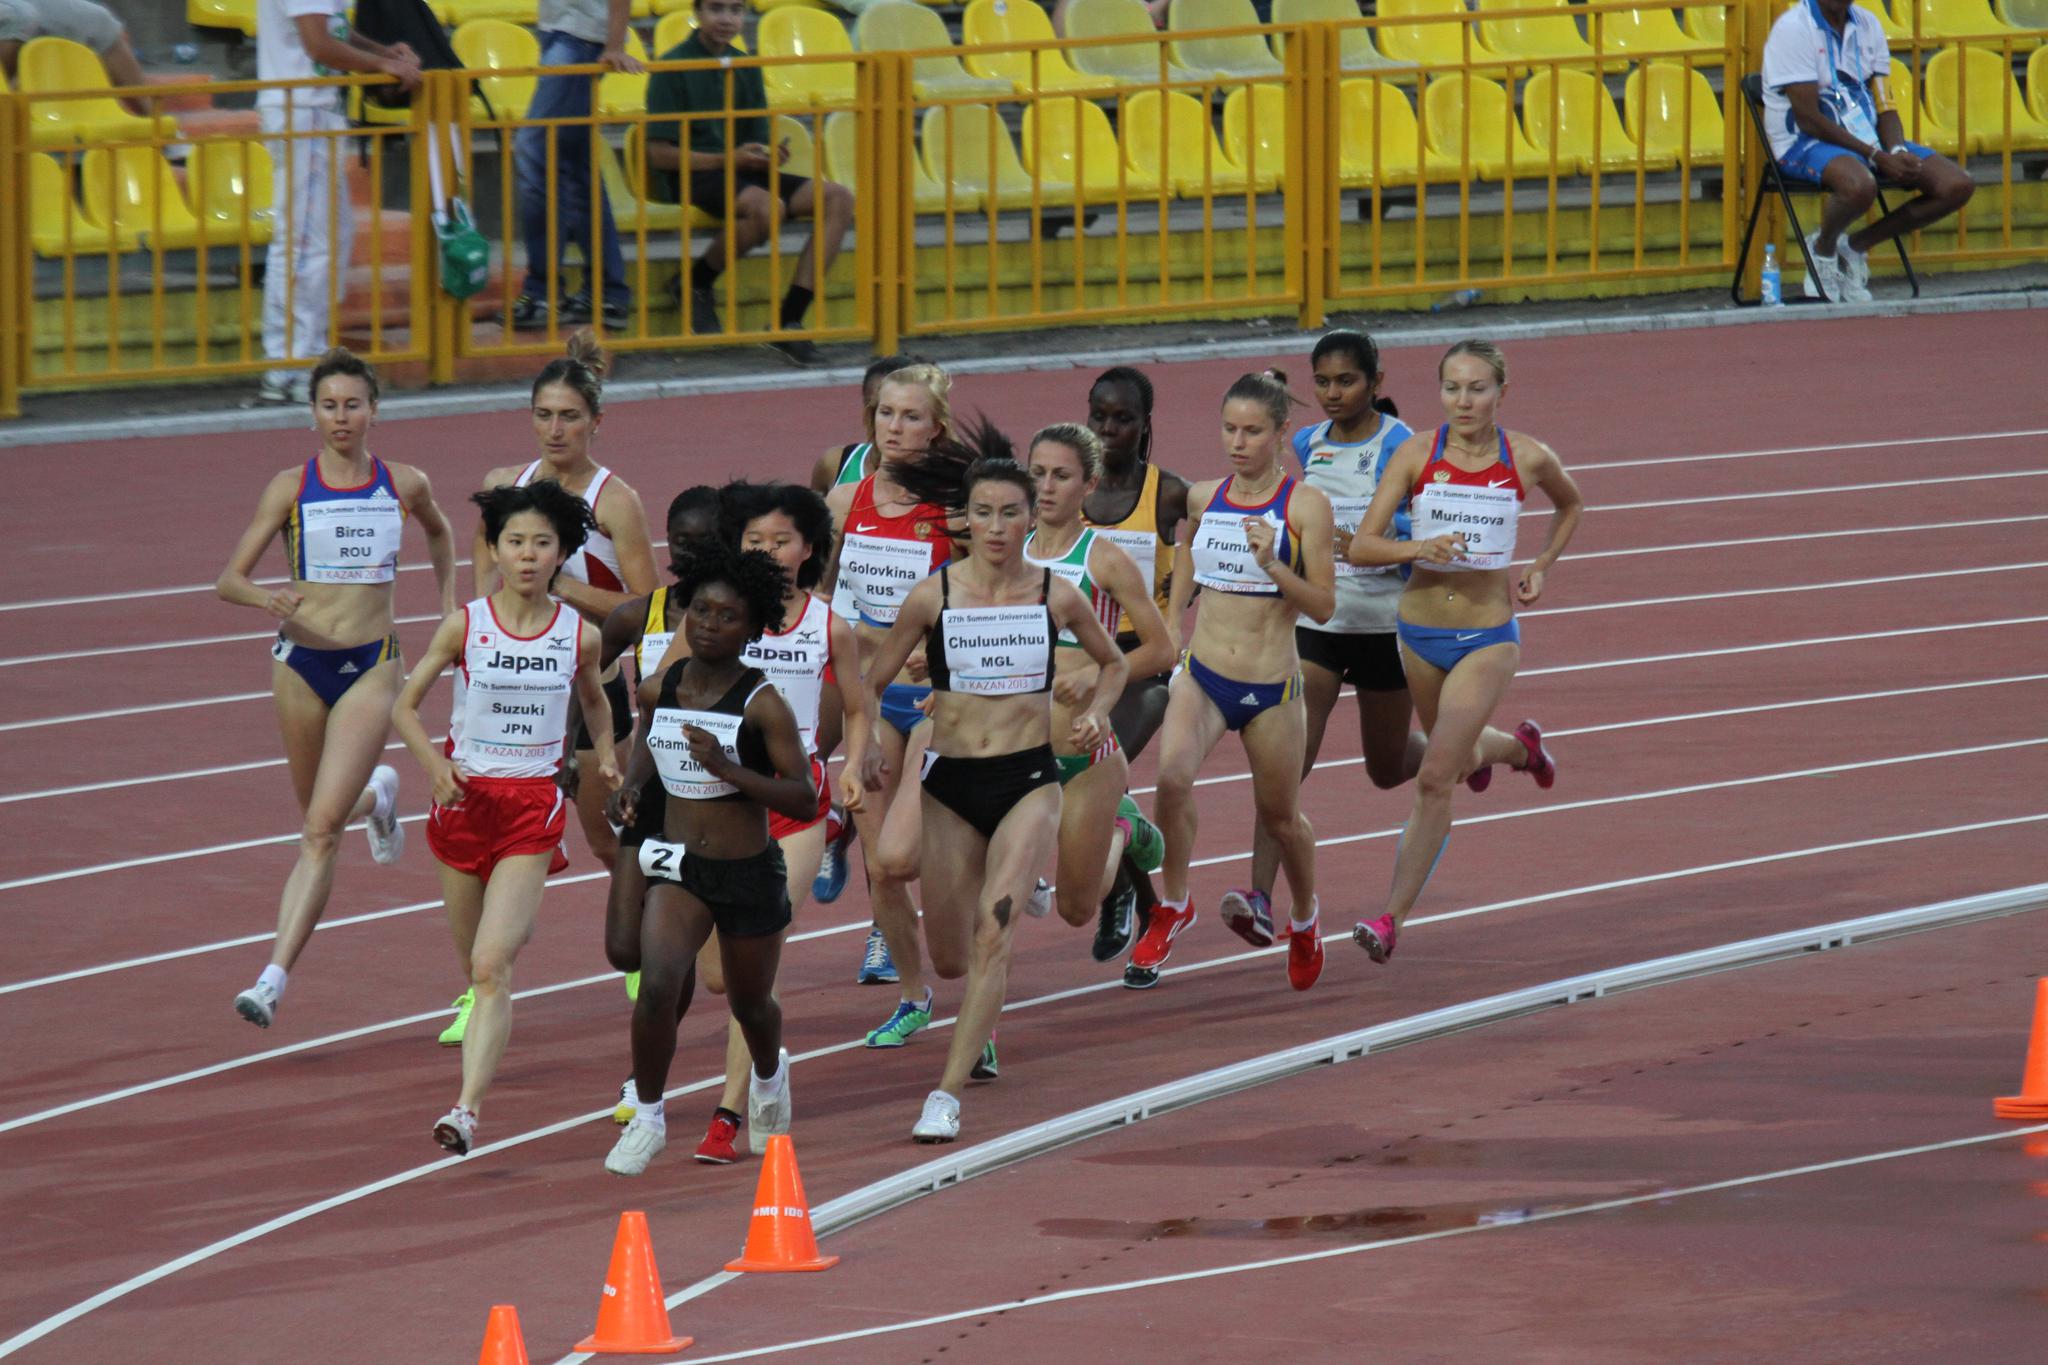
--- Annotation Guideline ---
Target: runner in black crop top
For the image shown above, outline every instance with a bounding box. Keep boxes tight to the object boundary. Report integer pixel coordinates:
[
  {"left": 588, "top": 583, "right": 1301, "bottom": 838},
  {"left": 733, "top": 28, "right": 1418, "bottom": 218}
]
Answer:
[{"left": 923, "top": 564, "right": 1057, "bottom": 696}]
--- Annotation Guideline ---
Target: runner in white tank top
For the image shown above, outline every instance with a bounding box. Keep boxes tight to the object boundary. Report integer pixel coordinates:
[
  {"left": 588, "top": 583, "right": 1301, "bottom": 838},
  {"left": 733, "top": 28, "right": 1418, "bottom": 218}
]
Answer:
[{"left": 394, "top": 480, "right": 620, "bottom": 1158}]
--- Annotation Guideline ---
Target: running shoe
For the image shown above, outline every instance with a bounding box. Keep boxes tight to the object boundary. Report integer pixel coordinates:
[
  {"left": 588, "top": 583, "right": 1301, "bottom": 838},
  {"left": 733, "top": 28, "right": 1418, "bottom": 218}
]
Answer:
[
  {"left": 1092, "top": 876, "right": 1137, "bottom": 963},
  {"left": 695, "top": 1110, "right": 742, "bottom": 1164},
  {"left": 813, "top": 808, "right": 855, "bottom": 903},
  {"left": 1122, "top": 962, "right": 1161, "bottom": 990},
  {"left": 364, "top": 765, "right": 404, "bottom": 865},
  {"left": 1026, "top": 879, "right": 1053, "bottom": 919},
  {"left": 970, "top": 1038, "right": 999, "bottom": 1081},
  {"left": 1287, "top": 917, "right": 1325, "bottom": 990},
  {"left": 912, "top": 1089, "right": 961, "bottom": 1143},
  {"left": 613, "top": 1077, "right": 640, "bottom": 1126},
  {"left": 747, "top": 1049, "right": 792, "bottom": 1156},
  {"left": 1466, "top": 764, "right": 1494, "bottom": 794},
  {"left": 437, "top": 988, "right": 473, "bottom": 1047},
  {"left": 1353, "top": 914, "right": 1398, "bottom": 964},
  {"left": 604, "top": 1117, "right": 666, "bottom": 1176},
  {"left": 864, "top": 988, "right": 933, "bottom": 1048},
  {"left": 856, "top": 926, "right": 899, "bottom": 985},
  {"left": 233, "top": 980, "right": 279, "bottom": 1029},
  {"left": 1129, "top": 902, "right": 1196, "bottom": 971},
  {"left": 1836, "top": 237, "right": 1873, "bottom": 303},
  {"left": 1802, "top": 231, "right": 1846, "bottom": 301},
  {"left": 1218, "top": 888, "right": 1275, "bottom": 948},
  {"left": 624, "top": 970, "right": 640, "bottom": 1002},
  {"left": 1514, "top": 720, "right": 1557, "bottom": 789},
  {"left": 1116, "top": 795, "right": 1165, "bottom": 874},
  {"left": 433, "top": 1105, "right": 478, "bottom": 1155}
]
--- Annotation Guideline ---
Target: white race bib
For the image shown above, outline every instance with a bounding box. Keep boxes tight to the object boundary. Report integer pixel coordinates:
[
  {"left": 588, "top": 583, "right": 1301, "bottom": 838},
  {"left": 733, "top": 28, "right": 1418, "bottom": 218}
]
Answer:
[
  {"left": 299, "top": 498, "right": 403, "bottom": 583},
  {"left": 839, "top": 532, "right": 936, "bottom": 625},
  {"left": 635, "top": 629, "right": 675, "bottom": 681},
  {"left": 648, "top": 708, "right": 745, "bottom": 800},
  {"left": 941, "top": 606, "right": 1053, "bottom": 696},
  {"left": 1410, "top": 482, "right": 1519, "bottom": 572},
  {"left": 1326, "top": 496, "right": 1394, "bottom": 578},
  {"left": 637, "top": 837, "right": 685, "bottom": 882},
  {"left": 1191, "top": 511, "right": 1280, "bottom": 595},
  {"left": 1090, "top": 526, "right": 1157, "bottom": 600}
]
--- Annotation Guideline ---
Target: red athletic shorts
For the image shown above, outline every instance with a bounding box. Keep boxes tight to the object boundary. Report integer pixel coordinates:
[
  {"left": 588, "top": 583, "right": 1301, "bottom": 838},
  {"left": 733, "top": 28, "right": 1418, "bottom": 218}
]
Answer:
[
  {"left": 768, "top": 756, "right": 830, "bottom": 842},
  {"left": 427, "top": 776, "right": 570, "bottom": 880}
]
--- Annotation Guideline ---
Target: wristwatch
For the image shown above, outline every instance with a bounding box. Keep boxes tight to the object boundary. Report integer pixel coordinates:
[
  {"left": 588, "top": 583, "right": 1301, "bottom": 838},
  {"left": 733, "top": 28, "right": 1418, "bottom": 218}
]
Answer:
[{"left": 1885, "top": 144, "right": 1909, "bottom": 156}]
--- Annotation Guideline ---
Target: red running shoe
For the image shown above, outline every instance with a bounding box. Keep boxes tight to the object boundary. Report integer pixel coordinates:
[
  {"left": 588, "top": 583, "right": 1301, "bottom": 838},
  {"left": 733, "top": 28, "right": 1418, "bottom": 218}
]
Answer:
[
  {"left": 1514, "top": 720, "right": 1556, "bottom": 789},
  {"left": 1353, "top": 914, "right": 1398, "bottom": 964},
  {"left": 1128, "top": 902, "right": 1197, "bottom": 972},
  {"left": 1287, "top": 919, "right": 1324, "bottom": 990},
  {"left": 694, "top": 1110, "right": 741, "bottom": 1165}
]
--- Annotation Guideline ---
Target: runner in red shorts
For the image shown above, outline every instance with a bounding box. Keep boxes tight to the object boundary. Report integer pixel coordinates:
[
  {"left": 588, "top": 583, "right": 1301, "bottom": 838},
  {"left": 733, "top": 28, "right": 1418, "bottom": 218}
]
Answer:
[{"left": 393, "top": 480, "right": 621, "bottom": 1155}]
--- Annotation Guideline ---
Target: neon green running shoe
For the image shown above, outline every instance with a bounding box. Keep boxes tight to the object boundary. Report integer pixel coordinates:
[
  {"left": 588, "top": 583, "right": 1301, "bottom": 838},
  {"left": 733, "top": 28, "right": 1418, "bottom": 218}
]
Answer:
[
  {"left": 864, "top": 989, "right": 933, "bottom": 1048},
  {"left": 1118, "top": 794, "right": 1164, "bottom": 874},
  {"left": 624, "top": 970, "right": 640, "bottom": 1002},
  {"left": 437, "top": 988, "right": 474, "bottom": 1047},
  {"left": 970, "top": 1038, "right": 999, "bottom": 1081}
]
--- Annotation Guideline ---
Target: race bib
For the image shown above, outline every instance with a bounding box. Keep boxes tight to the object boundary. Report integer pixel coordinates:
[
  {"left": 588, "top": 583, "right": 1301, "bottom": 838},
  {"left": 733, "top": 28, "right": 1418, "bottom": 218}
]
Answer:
[
  {"left": 648, "top": 708, "right": 745, "bottom": 800},
  {"left": 839, "top": 533, "right": 936, "bottom": 625},
  {"left": 453, "top": 679, "right": 571, "bottom": 768},
  {"left": 1089, "top": 526, "right": 1157, "bottom": 599},
  {"left": 940, "top": 606, "right": 1052, "bottom": 696},
  {"left": 299, "top": 498, "right": 403, "bottom": 583},
  {"left": 637, "top": 837, "right": 685, "bottom": 882},
  {"left": 635, "top": 629, "right": 675, "bottom": 680},
  {"left": 1191, "top": 511, "right": 1281, "bottom": 595},
  {"left": 1410, "top": 483, "right": 1518, "bottom": 572},
  {"left": 1327, "top": 495, "right": 1393, "bottom": 577}
]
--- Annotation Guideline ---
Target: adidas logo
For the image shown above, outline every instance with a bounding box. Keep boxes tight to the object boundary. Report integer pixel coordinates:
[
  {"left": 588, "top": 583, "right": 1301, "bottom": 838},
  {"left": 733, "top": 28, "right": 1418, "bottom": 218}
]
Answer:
[
  {"left": 370, "top": 486, "right": 396, "bottom": 500},
  {"left": 1240, "top": 691, "right": 1259, "bottom": 704},
  {"left": 338, "top": 662, "right": 360, "bottom": 674}
]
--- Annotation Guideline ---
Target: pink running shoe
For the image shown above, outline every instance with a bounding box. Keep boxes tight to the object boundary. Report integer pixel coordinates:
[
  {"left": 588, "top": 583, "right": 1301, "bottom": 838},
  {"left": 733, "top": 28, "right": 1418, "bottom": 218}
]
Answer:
[
  {"left": 1218, "top": 888, "right": 1275, "bottom": 948},
  {"left": 1353, "top": 914, "right": 1398, "bottom": 964},
  {"left": 1514, "top": 720, "right": 1556, "bottom": 789},
  {"left": 1129, "top": 902, "right": 1197, "bottom": 972},
  {"left": 1465, "top": 764, "right": 1494, "bottom": 794}
]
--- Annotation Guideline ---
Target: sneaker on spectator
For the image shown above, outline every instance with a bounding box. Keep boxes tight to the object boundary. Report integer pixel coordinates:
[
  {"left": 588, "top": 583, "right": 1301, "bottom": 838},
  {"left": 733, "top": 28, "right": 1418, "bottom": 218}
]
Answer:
[
  {"left": 689, "top": 286, "right": 722, "bottom": 336},
  {"left": 1801, "top": 232, "right": 1845, "bottom": 301},
  {"left": 248, "top": 376, "right": 308, "bottom": 407},
  {"left": 559, "top": 295, "right": 631, "bottom": 328},
  {"left": 769, "top": 337, "right": 827, "bottom": 368},
  {"left": 507, "top": 294, "right": 550, "bottom": 329},
  {"left": 1836, "top": 238, "right": 1873, "bottom": 302}
]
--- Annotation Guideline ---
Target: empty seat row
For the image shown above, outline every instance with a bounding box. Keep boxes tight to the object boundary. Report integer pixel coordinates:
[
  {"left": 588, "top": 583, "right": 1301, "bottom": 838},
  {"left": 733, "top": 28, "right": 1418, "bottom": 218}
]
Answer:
[{"left": 29, "top": 143, "right": 273, "bottom": 257}]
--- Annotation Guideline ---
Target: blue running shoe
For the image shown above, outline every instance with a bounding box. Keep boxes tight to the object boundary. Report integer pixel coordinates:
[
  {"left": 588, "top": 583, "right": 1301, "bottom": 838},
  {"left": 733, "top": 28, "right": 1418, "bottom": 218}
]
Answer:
[
  {"left": 856, "top": 926, "right": 898, "bottom": 985},
  {"left": 813, "top": 808, "right": 855, "bottom": 904}
]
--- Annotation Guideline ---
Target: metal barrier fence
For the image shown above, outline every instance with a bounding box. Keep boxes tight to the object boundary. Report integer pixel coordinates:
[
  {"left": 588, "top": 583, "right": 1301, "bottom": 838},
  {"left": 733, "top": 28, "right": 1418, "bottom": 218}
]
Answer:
[{"left": 4, "top": 3, "right": 2046, "bottom": 416}]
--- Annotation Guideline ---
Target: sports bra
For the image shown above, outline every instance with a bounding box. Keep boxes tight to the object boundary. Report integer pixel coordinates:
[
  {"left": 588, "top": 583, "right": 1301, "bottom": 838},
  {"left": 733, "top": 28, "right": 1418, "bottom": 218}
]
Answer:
[
  {"left": 647, "top": 662, "right": 775, "bottom": 802},
  {"left": 1406, "top": 426, "right": 1526, "bottom": 574},
  {"left": 1189, "top": 474, "right": 1302, "bottom": 596},
  {"left": 516, "top": 459, "right": 624, "bottom": 592},
  {"left": 288, "top": 454, "right": 405, "bottom": 585},
  {"left": 924, "top": 565, "right": 1057, "bottom": 696}
]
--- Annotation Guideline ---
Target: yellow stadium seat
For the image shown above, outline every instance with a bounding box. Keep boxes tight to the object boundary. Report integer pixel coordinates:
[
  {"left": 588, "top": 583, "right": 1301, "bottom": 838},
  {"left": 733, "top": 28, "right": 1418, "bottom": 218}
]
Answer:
[
  {"left": 78, "top": 146, "right": 203, "bottom": 250},
  {"left": 1522, "top": 67, "right": 1674, "bottom": 172},
  {"left": 606, "top": 123, "right": 721, "bottom": 231},
  {"left": 188, "top": 139, "right": 275, "bottom": 247},
  {"left": 1272, "top": 0, "right": 1410, "bottom": 75},
  {"left": 2001, "top": 0, "right": 2048, "bottom": 28},
  {"left": 1065, "top": 0, "right": 1204, "bottom": 88},
  {"left": 1924, "top": 44, "right": 2048, "bottom": 151},
  {"left": 759, "top": 8, "right": 857, "bottom": 109},
  {"left": 857, "top": 4, "right": 1011, "bottom": 101},
  {"left": 961, "top": 0, "right": 1102, "bottom": 93},
  {"left": 1889, "top": 57, "right": 1971, "bottom": 154},
  {"left": 1118, "top": 87, "right": 1277, "bottom": 195},
  {"left": 2031, "top": 46, "right": 2048, "bottom": 125},
  {"left": 1020, "top": 96, "right": 1165, "bottom": 199},
  {"left": 823, "top": 108, "right": 952, "bottom": 212},
  {"left": 1377, "top": 0, "right": 1491, "bottom": 72},
  {"left": 772, "top": 113, "right": 820, "bottom": 176},
  {"left": 1220, "top": 83, "right": 1292, "bottom": 187},
  {"left": 1337, "top": 77, "right": 1464, "bottom": 184},
  {"left": 1681, "top": 7, "right": 1725, "bottom": 46},
  {"left": 1473, "top": 0, "right": 1593, "bottom": 66},
  {"left": 17, "top": 37, "right": 177, "bottom": 151},
  {"left": 920, "top": 102, "right": 1076, "bottom": 210},
  {"left": 598, "top": 28, "right": 651, "bottom": 115},
  {"left": 1421, "top": 73, "right": 1549, "bottom": 178},
  {"left": 187, "top": 0, "right": 257, "bottom": 37},
  {"left": 1169, "top": 0, "right": 1286, "bottom": 81},
  {"left": 1581, "top": 6, "right": 1718, "bottom": 59},
  {"left": 1622, "top": 61, "right": 1725, "bottom": 167},
  {"left": 29, "top": 152, "right": 138, "bottom": 257},
  {"left": 443, "top": 0, "right": 538, "bottom": 23},
  {"left": 453, "top": 19, "right": 540, "bottom": 122},
  {"left": 1899, "top": 0, "right": 2038, "bottom": 43}
]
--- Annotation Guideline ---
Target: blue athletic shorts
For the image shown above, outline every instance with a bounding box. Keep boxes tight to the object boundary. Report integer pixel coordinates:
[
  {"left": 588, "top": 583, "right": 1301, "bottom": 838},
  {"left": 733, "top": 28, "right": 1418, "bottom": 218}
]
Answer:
[
  {"left": 1395, "top": 618, "right": 1521, "bottom": 674},
  {"left": 1777, "top": 135, "right": 1935, "bottom": 184},
  {"left": 272, "top": 631, "right": 400, "bottom": 707},
  {"left": 1184, "top": 652, "right": 1299, "bottom": 733},
  {"left": 880, "top": 682, "right": 932, "bottom": 738}
]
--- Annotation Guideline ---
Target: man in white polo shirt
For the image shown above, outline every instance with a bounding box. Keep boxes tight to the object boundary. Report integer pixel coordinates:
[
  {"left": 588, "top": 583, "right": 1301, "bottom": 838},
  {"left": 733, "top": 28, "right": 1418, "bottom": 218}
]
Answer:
[
  {"left": 1760, "top": 0, "right": 1974, "bottom": 302},
  {"left": 255, "top": 0, "right": 421, "bottom": 404}
]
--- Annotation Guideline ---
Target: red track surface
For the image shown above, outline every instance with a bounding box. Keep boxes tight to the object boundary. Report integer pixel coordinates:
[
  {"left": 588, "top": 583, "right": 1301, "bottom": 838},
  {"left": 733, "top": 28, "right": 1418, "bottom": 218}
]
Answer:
[{"left": 1, "top": 313, "right": 2044, "bottom": 1363}]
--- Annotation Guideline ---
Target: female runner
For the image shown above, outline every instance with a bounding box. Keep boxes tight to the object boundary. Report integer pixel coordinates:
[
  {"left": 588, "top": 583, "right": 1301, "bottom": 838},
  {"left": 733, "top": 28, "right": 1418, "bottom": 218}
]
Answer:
[
  {"left": 1081, "top": 365, "right": 1190, "bottom": 758},
  {"left": 602, "top": 542, "right": 819, "bottom": 1176},
  {"left": 1346, "top": 340, "right": 1582, "bottom": 963},
  {"left": 218, "top": 348, "right": 456, "bottom": 1029},
  {"left": 823, "top": 364, "right": 961, "bottom": 1029},
  {"left": 1131, "top": 372, "right": 1336, "bottom": 992},
  {"left": 392, "top": 480, "right": 620, "bottom": 1154},
  {"left": 808, "top": 352, "right": 924, "bottom": 497},
  {"left": 473, "top": 334, "right": 657, "bottom": 874},
  {"left": 862, "top": 454, "right": 1128, "bottom": 1142},
  {"left": 1022, "top": 424, "right": 1173, "bottom": 963}
]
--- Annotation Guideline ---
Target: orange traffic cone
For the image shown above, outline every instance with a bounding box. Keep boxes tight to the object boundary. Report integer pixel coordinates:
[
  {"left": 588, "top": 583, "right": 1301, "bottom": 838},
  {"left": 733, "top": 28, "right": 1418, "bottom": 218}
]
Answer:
[
  {"left": 574, "top": 1211, "right": 692, "bottom": 1354},
  {"left": 477, "top": 1305, "right": 531, "bottom": 1365},
  {"left": 1995, "top": 979, "right": 2048, "bottom": 1120},
  {"left": 724, "top": 1134, "right": 839, "bottom": 1273}
]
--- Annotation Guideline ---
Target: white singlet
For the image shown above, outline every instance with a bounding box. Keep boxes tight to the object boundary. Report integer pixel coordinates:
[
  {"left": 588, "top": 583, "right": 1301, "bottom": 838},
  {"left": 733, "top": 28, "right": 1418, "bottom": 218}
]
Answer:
[
  {"left": 515, "top": 459, "right": 624, "bottom": 591},
  {"left": 742, "top": 593, "right": 833, "bottom": 754},
  {"left": 448, "top": 598, "right": 581, "bottom": 778}
]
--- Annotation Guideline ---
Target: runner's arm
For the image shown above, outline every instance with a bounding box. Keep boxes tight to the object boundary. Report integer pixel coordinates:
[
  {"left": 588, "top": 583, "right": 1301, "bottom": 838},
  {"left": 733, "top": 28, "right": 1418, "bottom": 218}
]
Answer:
[{"left": 216, "top": 469, "right": 302, "bottom": 616}]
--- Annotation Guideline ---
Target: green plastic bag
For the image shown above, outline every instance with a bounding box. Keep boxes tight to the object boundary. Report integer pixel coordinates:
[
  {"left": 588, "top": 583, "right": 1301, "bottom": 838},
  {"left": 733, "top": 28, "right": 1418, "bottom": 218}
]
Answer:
[{"left": 436, "top": 198, "right": 490, "bottom": 301}]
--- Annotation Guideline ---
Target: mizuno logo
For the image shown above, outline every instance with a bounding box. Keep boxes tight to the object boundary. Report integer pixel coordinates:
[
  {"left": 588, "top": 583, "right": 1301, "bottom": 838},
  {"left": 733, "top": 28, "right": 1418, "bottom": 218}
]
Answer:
[
  {"left": 547, "top": 636, "right": 573, "bottom": 651},
  {"left": 338, "top": 662, "right": 359, "bottom": 674},
  {"left": 1456, "top": 632, "right": 1483, "bottom": 642}
]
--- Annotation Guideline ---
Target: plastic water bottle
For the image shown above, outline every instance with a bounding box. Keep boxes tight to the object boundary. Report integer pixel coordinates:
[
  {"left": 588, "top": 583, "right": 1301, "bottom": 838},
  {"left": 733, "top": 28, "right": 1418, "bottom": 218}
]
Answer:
[
  {"left": 1432, "top": 288, "right": 1482, "bottom": 313},
  {"left": 1760, "top": 244, "right": 1783, "bottom": 307}
]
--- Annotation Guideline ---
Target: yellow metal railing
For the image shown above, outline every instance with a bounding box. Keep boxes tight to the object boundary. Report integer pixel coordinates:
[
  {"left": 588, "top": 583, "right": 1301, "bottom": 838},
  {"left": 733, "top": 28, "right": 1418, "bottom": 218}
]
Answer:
[{"left": 4, "top": 6, "right": 2047, "bottom": 416}]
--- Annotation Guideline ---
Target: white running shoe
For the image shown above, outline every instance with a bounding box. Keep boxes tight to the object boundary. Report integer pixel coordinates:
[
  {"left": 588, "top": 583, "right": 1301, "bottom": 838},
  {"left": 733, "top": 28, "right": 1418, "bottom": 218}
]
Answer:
[
  {"left": 613, "top": 1077, "right": 640, "bottom": 1126},
  {"left": 1836, "top": 238, "right": 1873, "bottom": 302},
  {"left": 912, "top": 1089, "right": 961, "bottom": 1144},
  {"left": 433, "top": 1105, "right": 477, "bottom": 1155},
  {"left": 365, "top": 765, "right": 404, "bottom": 865},
  {"left": 605, "top": 1117, "right": 667, "bottom": 1176},
  {"left": 747, "top": 1048, "right": 792, "bottom": 1155},
  {"left": 1025, "top": 879, "right": 1053, "bottom": 919},
  {"left": 1801, "top": 232, "right": 1845, "bottom": 301},
  {"left": 234, "top": 980, "right": 279, "bottom": 1028}
]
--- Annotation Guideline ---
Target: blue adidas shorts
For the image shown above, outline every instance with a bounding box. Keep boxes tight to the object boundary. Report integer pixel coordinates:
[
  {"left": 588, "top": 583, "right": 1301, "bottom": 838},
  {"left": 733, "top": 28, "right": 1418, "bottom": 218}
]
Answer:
[{"left": 1778, "top": 135, "right": 1935, "bottom": 184}]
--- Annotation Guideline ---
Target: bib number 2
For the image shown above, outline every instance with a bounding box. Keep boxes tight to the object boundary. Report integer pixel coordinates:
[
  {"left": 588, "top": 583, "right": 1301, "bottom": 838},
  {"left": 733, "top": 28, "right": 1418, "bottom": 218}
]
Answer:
[{"left": 637, "top": 838, "right": 685, "bottom": 882}]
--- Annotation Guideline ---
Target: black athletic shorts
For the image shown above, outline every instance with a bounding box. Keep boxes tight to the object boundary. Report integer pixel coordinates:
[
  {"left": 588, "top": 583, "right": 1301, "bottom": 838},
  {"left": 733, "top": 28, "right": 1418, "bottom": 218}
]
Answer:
[
  {"left": 687, "top": 168, "right": 808, "bottom": 219},
  {"left": 646, "top": 842, "right": 791, "bottom": 939},
  {"left": 1295, "top": 627, "right": 1408, "bottom": 692},
  {"left": 923, "top": 744, "right": 1058, "bottom": 841}
]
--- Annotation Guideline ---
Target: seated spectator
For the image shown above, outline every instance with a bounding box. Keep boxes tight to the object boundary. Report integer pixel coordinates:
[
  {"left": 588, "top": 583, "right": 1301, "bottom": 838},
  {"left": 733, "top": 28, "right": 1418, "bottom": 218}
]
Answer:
[
  {"left": 645, "top": 0, "right": 854, "bottom": 368},
  {"left": 1761, "top": 0, "right": 1973, "bottom": 302},
  {"left": 0, "top": 0, "right": 150, "bottom": 114}
]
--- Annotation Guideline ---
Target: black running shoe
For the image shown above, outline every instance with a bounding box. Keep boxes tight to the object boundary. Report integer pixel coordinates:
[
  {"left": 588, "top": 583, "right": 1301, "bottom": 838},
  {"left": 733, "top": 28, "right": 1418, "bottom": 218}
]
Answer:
[
  {"left": 769, "top": 337, "right": 827, "bottom": 368},
  {"left": 1092, "top": 875, "right": 1136, "bottom": 963}
]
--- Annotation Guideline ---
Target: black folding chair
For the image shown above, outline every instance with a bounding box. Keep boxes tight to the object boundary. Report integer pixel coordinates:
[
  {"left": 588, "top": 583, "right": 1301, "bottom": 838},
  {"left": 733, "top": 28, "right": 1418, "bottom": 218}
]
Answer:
[{"left": 1731, "top": 73, "right": 1919, "bottom": 305}]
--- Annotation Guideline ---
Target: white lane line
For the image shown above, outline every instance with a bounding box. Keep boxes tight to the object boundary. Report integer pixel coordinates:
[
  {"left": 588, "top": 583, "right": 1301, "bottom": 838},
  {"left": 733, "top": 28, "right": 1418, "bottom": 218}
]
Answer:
[
  {"left": 6, "top": 814, "right": 2036, "bottom": 1360},
  {"left": 1519, "top": 467, "right": 2048, "bottom": 521},
  {"left": 1519, "top": 615, "right": 2048, "bottom": 679},
  {"left": 1568, "top": 425, "right": 2048, "bottom": 471},
  {"left": 670, "top": 1122, "right": 2048, "bottom": 1363},
  {"left": 0, "top": 748, "right": 397, "bottom": 807},
  {"left": 0, "top": 690, "right": 272, "bottom": 733},
  {"left": 0, "top": 614, "right": 443, "bottom": 670},
  {"left": 1519, "top": 513, "right": 2048, "bottom": 566},
  {"left": 0, "top": 813, "right": 428, "bottom": 894},
  {"left": 1521, "top": 562, "right": 2048, "bottom": 619},
  {"left": 0, "top": 559, "right": 473, "bottom": 615}
]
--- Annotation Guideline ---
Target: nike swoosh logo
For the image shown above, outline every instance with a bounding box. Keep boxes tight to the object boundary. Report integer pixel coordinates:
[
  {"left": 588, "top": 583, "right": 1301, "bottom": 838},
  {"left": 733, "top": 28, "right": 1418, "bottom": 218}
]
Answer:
[
  {"left": 852, "top": 523, "right": 880, "bottom": 533},
  {"left": 1487, "top": 479, "right": 1512, "bottom": 488},
  {"left": 1456, "top": 632, "right": 1483, "bottom": 642}
]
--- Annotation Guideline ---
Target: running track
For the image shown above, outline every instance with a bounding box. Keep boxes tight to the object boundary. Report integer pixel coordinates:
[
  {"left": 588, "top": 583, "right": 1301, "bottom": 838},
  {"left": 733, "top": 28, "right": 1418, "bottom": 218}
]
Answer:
[{"left": 1, "top": 313, "right": 2045, "bottom": 1362}]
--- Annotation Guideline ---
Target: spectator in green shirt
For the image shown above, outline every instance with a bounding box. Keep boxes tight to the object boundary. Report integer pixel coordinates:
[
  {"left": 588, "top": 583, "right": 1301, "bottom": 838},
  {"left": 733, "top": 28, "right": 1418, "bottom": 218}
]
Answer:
[{"left": 645, "top": 0, "right": 854, "bottom": 368}]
